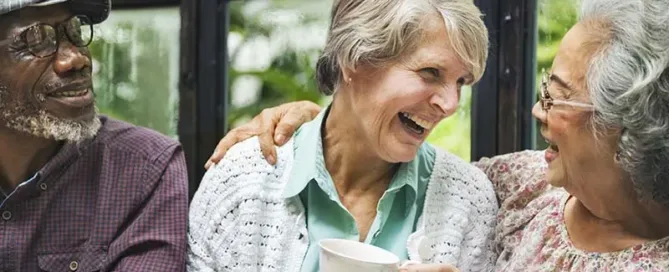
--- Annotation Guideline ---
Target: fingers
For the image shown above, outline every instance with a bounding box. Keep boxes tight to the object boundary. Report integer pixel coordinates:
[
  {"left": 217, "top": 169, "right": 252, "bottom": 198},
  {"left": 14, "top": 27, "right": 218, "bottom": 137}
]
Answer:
[
  {"left": 206, "top": 101, "right": 321, "bottom": 169},
  {"left": 273, "top": 102, "right": 322, "bottom": 145},
  {"left": 257, "top": 109, "right": 278, "bottom": 165},
  {"left": 300, "top": 100, "right": 323, "bottom": 118},
  {"left": 399, "top": 263, "right": 459, "bottom": 272},
  {"left": 205, "top": 127, "right": 252, "bottom": 169}
]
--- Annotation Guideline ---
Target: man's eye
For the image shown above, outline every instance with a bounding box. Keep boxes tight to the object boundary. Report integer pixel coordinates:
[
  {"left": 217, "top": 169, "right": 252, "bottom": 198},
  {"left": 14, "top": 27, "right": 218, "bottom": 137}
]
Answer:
[
  {"left": 8, "top": 41, "right": 28, "bottom": 51},
  {"left": 420, "top": 68, "right": 440, "bottom": 78}
]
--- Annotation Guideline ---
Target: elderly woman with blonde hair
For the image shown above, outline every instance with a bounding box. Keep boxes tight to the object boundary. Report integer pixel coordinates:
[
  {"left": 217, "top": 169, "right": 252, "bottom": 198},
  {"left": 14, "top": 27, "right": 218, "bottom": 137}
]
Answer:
[
  {"left": 187, "top": 0, "right": 496, "bottom": 271},
  {"left": 209, "top": 0, "right": 669, "bottom": 270}
]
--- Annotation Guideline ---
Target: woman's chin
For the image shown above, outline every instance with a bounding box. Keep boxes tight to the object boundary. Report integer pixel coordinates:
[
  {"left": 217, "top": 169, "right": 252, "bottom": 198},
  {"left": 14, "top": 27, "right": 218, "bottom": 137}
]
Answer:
[
  {"left": 384, "top": 145, "right": 420, "bottom": 163},
  {"left": 545, "top": 167, "right": 566, "bottom": 187}
]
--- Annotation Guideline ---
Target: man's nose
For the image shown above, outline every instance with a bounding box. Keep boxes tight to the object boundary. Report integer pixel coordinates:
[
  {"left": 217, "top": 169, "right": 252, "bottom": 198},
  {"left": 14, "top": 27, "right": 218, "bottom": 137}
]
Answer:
[{"left": 53, "top": 41, "right": 90, "bottom": 75}]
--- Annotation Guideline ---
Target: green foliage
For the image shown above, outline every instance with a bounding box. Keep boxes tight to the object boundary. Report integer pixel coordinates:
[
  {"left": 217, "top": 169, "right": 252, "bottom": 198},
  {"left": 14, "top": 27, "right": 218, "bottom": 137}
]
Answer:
[
  {"left": 534, "top": 0, "right": 578, "bottom": 149},
  {"left": 227, "top": 2, "right": 325, "bottom": 127},
  {"left": 537, "top": 0, "right": 578, "bottom": 73},
  {"left": 90, "top": 15, "right": 178, "bottom": 137}
]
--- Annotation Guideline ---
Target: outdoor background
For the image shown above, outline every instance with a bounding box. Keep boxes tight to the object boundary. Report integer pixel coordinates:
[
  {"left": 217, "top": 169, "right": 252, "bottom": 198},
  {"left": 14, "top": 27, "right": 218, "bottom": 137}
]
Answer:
[{"left": 91, "top": 0, "right": 578, "bottom": 161}]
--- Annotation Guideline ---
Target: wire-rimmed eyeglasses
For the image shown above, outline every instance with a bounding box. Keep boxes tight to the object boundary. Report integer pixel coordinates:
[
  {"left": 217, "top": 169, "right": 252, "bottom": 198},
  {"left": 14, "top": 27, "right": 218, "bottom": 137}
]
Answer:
[
  {"left": 539, "top": 69, "right": 595, "bottom": 112},
  {"left": 0, "top": 15, "right": 94, "bottom": 58}
]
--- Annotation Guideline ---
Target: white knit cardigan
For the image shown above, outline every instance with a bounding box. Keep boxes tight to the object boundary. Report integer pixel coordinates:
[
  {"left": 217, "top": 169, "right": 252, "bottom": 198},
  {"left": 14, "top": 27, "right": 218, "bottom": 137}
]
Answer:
[{"left": 187, "top": 137, "right": 498, "bottom": 272}]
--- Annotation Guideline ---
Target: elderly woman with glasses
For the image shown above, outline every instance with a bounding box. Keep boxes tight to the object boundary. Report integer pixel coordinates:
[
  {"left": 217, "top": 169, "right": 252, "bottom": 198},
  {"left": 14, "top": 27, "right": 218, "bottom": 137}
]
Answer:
[
  {"left": 187, "top": 0, "right": 497, "bottom": 271},
  {"left": 208, "top": 0, "right": 669, "bottom": 270}
]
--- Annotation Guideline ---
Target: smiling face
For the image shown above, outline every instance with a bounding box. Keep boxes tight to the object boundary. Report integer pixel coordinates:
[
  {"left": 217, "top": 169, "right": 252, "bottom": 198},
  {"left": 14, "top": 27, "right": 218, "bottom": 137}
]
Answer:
[
  {"left": 0, "top": 4, "right": 99, "bottom": 142},
  {"left": 342, "top": 14, "right": 473, "bottom": 163},
  {"left": 532, "top": 22, "right": 620, "bottom": 191}
]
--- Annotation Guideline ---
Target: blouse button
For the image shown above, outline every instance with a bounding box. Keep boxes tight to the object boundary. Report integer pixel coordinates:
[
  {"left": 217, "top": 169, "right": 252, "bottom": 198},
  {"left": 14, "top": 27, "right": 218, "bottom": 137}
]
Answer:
[{"left": 39, "top": 183, "right": 48, "bottom": 191}]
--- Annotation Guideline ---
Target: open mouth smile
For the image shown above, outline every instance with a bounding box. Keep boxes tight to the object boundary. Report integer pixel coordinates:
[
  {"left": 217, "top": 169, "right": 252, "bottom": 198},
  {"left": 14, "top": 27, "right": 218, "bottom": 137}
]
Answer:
[
  {"left": 44, "top": 88, "right": 94, "bottom": 109},
  {"left": 398, "top": 112, "right": 436, "bottom": 136},
  {"left": 544, "top": 138, "right": 560, "bottom": 163},
  {"left": 49, "top": 89, "right": 90, "bottom": 98}
]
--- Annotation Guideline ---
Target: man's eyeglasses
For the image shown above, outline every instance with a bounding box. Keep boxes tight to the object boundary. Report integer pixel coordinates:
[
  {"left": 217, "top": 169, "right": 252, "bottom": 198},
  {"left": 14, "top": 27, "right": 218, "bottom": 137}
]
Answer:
[
  {"left": 0, "top": 15, "right": 94, "bottom": 58},
  {"left": 539, "top": 69, "right": 595, "bottom": 111}
]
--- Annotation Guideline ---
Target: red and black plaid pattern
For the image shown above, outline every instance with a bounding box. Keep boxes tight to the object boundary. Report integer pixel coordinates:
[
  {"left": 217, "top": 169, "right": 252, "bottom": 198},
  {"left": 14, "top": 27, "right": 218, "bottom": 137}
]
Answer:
[{"left": 0, "top": 116, "right": 189, "bottom": 271}]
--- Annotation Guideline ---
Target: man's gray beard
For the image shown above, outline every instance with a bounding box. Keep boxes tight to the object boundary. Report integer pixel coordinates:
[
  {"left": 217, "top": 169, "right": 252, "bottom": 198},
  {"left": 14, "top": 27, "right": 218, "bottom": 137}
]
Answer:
[
  {"left": 0, "top": 87, "right": 101, "bottom": 143},
  {"left": 1, "top": 107, "right": 101, "bottom": 143}
]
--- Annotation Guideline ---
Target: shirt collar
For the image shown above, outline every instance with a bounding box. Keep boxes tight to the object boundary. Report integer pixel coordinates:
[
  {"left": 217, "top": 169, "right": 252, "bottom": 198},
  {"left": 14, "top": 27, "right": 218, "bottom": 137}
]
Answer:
[
  {"left": 281, "top": 105, "right": 421, "bottom": 198},
  {"left": 282, "top": 105, "right": 330, "bottom": 198}
]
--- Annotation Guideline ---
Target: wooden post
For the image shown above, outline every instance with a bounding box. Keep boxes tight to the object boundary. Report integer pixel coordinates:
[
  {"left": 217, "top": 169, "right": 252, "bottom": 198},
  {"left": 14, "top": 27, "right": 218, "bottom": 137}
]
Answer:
[
  {"left": 179, "top": 0, "right": 229, "bottom": 199},
  {"left": 472, "top": 0, "right": 537, "bottom": 160}
]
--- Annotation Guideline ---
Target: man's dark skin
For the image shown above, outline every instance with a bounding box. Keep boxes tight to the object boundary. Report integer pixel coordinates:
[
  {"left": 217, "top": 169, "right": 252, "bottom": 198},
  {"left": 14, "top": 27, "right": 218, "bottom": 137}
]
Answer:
[{"left": 0, "top": 5, "right": 93, "bottom": 190}]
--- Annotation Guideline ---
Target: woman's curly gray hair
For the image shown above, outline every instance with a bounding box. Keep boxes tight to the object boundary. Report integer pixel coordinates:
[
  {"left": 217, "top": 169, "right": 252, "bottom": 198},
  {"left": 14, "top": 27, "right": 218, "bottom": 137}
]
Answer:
[
  {"left": 581, "top": 0, "right": 669, "bottom": 206},
  {"left": 315, "top": 0, "right": 488, "bottom": 95}
]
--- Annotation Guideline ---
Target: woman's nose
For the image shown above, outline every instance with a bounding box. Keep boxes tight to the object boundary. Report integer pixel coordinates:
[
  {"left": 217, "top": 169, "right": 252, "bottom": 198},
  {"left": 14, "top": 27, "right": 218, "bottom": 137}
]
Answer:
[
  {"left": 532, "top": 101, "right": 547, "bottom": 123},
  {"left": 430, "top": 86, "right": 459, "bottom": 117}
]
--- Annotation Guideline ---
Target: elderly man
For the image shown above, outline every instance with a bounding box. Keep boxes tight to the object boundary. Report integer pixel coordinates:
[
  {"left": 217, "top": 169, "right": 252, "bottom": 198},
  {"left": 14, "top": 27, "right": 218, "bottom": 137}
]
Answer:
[{"left": 0, "top": 0, "right": 188, "bottom": 271}]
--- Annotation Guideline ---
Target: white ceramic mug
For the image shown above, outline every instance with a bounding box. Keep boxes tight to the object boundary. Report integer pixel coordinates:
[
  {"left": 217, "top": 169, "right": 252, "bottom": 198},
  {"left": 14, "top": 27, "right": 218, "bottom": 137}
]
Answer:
[{"left": 319, "top": 239, "right": 417, "bottom": 272}]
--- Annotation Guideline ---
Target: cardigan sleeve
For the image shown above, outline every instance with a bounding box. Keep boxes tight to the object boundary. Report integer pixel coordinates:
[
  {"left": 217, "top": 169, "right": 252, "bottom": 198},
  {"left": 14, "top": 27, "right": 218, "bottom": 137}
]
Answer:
[
  {"left": 455, "top": 161, "right": 498, "bottom": 272},
  {"left": 408, "top": 149, "right": 498, "bottom": 272},
  {"left": 186, "top": 137, "right": 280, "bottom": 271}
]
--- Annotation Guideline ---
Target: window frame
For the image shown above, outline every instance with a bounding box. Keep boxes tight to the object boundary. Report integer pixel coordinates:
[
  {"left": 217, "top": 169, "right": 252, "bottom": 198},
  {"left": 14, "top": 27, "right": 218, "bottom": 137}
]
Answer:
[
  {"left": 113, "top": 0, "right": 179, "bottom": 8},
  {"left": 472, "top": 0, "right": 538, "bottom": 161},
  {"left": 180, "top": 0, "right": 230, "bottom": 199}
]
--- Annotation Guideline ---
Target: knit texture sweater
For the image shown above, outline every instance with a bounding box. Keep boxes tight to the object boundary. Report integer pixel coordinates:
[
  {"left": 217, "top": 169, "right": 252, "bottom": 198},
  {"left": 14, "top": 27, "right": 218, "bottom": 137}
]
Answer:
[{"left": 187, "top": 137, "right": 498, "bottom": 272}]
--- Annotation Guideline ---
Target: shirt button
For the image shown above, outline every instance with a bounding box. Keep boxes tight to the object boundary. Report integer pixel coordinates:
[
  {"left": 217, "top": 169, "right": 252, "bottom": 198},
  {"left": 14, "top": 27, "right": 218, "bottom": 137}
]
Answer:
[
  {"left": 1, "top": 211, "right": 11, "bottom": 221},
  {"left": 418, "top": 237, "right": 433, "bottom": 258},
  {"left": 39, "top": 183, "right": 48, "bottom": 191},
  {"left": 69, "top": 261, "right": 79, "bottom": 271}
]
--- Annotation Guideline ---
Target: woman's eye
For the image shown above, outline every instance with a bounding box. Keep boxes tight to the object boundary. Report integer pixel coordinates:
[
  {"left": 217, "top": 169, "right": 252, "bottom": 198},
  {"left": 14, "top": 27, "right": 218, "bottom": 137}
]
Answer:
[{"left": 420, "top": 68, "right": 440, "bottom": 78}]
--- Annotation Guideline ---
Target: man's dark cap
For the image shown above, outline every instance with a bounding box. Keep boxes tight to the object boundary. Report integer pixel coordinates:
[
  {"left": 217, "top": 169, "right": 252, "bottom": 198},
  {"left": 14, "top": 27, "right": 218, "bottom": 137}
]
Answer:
[{"left": 0, "top": 0, "right": 111, "bottom": 24}]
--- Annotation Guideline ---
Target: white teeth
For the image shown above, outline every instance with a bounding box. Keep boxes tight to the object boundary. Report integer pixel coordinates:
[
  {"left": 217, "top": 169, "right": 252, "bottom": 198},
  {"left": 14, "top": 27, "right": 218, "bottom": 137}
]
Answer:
[
  {"left": 403, "top": 112, "right": 436, "bottom": 130},
  {"left": 51, "top": 89, "right": 88, "bottom": 97}
]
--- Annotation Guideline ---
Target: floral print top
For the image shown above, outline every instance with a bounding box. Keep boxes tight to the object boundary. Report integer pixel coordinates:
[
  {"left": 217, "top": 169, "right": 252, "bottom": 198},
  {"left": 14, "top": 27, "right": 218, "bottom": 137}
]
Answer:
[{"left": 474, "top": 150, "right": 669, "bottom": 272}]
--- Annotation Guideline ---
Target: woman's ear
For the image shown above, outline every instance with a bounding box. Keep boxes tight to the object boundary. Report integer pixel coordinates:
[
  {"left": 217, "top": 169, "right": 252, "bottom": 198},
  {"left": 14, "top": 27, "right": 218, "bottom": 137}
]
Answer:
[{"left": 341, "top": 66, "right": 354, "bottom": 84}]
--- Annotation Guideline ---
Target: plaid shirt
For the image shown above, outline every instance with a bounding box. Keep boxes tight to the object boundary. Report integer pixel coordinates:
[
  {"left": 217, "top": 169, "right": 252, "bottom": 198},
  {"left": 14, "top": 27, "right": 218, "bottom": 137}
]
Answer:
[{"left": 0, "top": 116, "right": 189, "bottom": 272}]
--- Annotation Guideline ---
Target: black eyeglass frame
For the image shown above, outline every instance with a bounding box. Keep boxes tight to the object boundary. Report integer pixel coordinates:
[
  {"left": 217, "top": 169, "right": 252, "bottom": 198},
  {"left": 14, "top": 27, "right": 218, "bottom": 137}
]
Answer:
[{"left": 0, "top": 15, "right": 94, "bottom": 58}]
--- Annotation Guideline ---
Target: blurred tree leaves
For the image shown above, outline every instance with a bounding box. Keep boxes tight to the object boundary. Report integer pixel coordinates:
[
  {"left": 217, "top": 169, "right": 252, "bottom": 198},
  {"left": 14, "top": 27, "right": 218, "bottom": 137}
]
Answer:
[
  {"left": 227, "top": 1, "right": 325, "bottom": 127},
  {"left": 90, "top": 11, "right": 179, "bottom": 137}
]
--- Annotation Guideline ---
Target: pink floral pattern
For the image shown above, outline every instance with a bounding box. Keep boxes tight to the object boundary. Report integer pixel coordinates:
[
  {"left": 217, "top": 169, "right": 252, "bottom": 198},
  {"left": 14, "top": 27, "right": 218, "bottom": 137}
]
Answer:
[{"left": 475, "top": 150, "right": 669, "bottom": 271}]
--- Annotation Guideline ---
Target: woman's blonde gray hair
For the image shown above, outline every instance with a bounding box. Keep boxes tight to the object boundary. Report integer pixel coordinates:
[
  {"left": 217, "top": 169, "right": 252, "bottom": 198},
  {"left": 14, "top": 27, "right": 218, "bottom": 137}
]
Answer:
[
  {"left": 315, "top": 0, "right": 488, "bottom": 95},
  {"left": 580, "top": 0, "right": 669, "bottom": 206}
]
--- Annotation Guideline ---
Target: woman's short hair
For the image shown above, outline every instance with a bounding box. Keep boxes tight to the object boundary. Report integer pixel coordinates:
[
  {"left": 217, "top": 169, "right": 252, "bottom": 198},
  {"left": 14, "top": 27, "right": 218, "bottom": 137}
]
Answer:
[
  {"left": 315, "top": 0, "right": 488, "bottom": 95},
  {"left": 581, "top": 0, "right": 669, "bottom": 206}
]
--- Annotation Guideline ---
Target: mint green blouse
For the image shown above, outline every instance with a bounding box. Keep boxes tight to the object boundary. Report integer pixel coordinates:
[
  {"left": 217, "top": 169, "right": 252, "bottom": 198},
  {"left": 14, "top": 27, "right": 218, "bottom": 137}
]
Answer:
[{"left": 281, "top": 106, "right": 436, "bottom": 272}]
